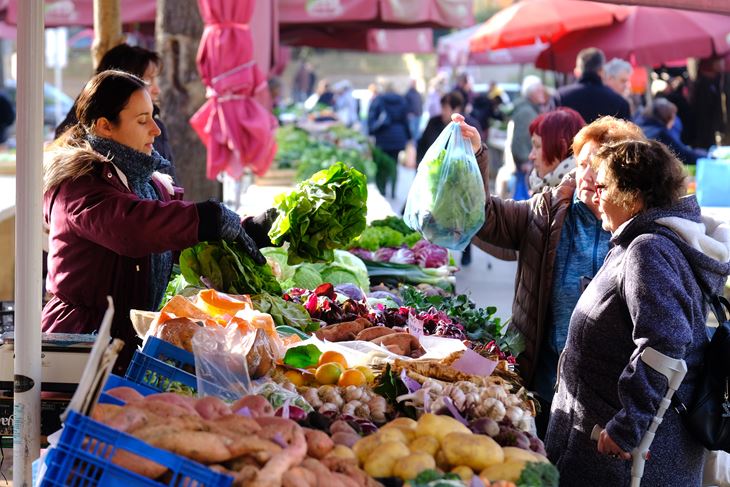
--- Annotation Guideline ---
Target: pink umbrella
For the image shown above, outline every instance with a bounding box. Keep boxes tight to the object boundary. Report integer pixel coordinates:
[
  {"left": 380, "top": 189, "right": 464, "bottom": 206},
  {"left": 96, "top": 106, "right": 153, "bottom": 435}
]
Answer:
[
  {"left": 535, "top": 6, "right": 730, "bottom": 72},
  {"left": 437, "top": 24, "right": 546, "bottom": 66},
  {"left": 190, "top": 0, "right": 277, "bottom": 180},
  {"left": 5, "top": 0, "right": 155, "bottom": 26}
]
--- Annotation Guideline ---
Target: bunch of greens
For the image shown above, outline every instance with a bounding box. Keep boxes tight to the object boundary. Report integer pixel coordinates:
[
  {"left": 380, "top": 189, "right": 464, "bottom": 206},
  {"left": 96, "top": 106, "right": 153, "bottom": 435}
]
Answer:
[
  {"left": 262, "top": 247, "right": 370, "bottom": 292},
  {"left": 250, "top": 293, "right": 321, "bottom": 333},
  {"left": 401, "top": 286, "right": 525, "bottom": 357},
  {"left": 371, "top": 216, "right": 414, "bottom": 236},
  {"left": 352, "top": 222, "right": 421, "bottom": 251},
  {"left": 408, "top": 470, "right": 463, "bottom": 487},
  {"left": 364, "top": 260, "right": 455, "bottom": 291},
  {"left": 268, "top": 162, "right": 368, "bottom": 265},
  {"left": 373, "top": 364, "right": 417, "bottom": 420},
  {"left": 178, "top": 240, "right": 281, "bottom": 296},
  {"left": 517, "top": 462, "right": 560, "bottom": 487}
]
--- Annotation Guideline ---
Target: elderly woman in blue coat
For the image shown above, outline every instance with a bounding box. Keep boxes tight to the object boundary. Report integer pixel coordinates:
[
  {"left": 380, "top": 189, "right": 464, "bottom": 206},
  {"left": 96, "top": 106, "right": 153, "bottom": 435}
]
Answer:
[{"left": 546, "top": 139, "right": 730, "bottom": 486}]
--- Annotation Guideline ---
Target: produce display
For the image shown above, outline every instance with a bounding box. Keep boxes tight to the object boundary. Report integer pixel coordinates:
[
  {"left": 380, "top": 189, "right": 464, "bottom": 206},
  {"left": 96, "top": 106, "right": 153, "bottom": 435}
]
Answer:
[{"left": 50, "top": 158, "right": 560, "bottom": 487}]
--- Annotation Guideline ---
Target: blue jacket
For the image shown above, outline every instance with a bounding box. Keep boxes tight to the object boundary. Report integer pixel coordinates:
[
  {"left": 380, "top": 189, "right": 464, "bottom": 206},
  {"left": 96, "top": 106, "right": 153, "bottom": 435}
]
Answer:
[
  {"left": 367, "top": 93, "right": 411, "bottom": 152},
  {"left": 547, "top": 195, "right": 730, "bottom": 486},
  {"left": 553, "top": 72, "right": 631, "bottom": 123}
]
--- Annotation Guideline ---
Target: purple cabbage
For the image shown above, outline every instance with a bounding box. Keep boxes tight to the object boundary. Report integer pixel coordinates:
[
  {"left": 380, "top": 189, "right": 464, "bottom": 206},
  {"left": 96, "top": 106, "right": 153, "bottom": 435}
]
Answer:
[
  {"left": 348, "top": 248, "right": 374, "bottom": 261},
  {"left": 374, "top": 247, "right": 396, "bottom": 262},
  {"left": 412, "top": 240, "right": 449, "bottom": 268},
  {"left": 335, "top": 283, "right": 366, "bottom": 301},
  {"left": 389, "top": 247, "right": 416, "bottom": 264}
]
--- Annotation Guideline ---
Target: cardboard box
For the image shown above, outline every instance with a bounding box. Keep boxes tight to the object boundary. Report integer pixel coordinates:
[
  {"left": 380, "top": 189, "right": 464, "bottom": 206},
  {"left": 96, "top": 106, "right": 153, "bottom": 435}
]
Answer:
[{"left": 0, "top": 393, "right": 71, "bottom": 438}]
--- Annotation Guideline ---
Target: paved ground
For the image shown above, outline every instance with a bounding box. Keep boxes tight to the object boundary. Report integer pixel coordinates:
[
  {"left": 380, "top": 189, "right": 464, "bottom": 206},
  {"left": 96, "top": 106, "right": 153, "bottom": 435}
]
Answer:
[{"left": 387, "top": 164, "right": 517, "bottom": 322}]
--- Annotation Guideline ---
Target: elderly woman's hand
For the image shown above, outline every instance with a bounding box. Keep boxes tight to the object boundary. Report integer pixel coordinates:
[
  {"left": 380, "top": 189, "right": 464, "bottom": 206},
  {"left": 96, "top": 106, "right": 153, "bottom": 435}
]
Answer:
[
  {"left": 451, "top": 113, "right": 483, "bottom": 154},
  {"left": 597, "top": 429, "right": 631, "bottom": 461}
]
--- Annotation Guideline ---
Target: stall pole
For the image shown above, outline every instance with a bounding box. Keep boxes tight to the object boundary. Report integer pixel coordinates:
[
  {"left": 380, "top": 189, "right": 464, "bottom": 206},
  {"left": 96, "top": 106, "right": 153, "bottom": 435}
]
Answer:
[{"left": 13, "top": 0, "right": 44, "bottom": 484}]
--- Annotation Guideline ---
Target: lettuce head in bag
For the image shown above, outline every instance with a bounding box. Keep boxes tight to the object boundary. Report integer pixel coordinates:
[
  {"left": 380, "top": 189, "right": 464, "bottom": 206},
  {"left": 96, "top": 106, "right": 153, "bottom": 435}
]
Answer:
[{"left": 403, "top": 122, "right": 485, "bottom": 250}]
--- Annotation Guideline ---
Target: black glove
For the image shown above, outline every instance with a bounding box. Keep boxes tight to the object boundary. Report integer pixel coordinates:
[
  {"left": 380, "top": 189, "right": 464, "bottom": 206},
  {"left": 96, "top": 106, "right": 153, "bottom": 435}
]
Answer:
[
  {"left": 218, "top": 203, "right": 266, "bottom": 265},
  {"left": 243, "top": 208, "right": 280, "bottom": 249}
]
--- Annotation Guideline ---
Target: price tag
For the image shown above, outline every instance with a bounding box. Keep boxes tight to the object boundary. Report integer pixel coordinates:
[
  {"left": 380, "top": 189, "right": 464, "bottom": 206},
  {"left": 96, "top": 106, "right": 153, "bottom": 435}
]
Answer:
[
  {"left": 407, "top": 312, "right": 424, "bottom": 338},
  {"left": 451, "top": 348, "right": 497, "bottom": 377}
]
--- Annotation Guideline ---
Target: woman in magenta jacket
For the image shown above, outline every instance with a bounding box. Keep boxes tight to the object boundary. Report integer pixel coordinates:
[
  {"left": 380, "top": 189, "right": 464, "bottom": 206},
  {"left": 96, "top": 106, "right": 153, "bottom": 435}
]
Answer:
[{"left": 43, "top": 70, "right": 273, "bottom": 371}]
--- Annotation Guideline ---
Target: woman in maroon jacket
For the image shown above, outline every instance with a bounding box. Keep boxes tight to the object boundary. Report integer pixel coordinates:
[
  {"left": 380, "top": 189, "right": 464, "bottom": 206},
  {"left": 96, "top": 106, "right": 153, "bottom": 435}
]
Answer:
[{"left": 43, "top": 70, "right": 274, "bottom": 371}]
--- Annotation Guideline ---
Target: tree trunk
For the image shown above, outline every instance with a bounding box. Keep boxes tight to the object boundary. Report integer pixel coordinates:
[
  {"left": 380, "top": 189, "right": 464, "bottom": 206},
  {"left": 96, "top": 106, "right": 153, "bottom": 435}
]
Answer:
[
  {"left": 92, "top": 0, "right": 124, "bottom": 68},
  {"left": 156, "top": 0, "right": 221, "bottom": 202}
]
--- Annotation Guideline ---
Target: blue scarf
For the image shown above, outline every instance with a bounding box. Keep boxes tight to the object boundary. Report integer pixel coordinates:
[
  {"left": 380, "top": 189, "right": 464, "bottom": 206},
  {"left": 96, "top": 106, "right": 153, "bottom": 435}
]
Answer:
[{"left": 87, "top": 135, "right": 173, "bottom": 312}]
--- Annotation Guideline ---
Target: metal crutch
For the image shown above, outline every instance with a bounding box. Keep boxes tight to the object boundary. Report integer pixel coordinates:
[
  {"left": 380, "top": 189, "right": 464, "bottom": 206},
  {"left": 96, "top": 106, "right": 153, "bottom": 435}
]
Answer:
[{"left": 591, "top": 347, "right": 687, "bottom": 487}]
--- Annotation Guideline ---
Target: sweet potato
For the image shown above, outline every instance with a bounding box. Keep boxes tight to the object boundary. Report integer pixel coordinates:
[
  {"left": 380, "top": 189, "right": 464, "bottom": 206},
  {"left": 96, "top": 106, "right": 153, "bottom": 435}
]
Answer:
[
  {"left": 226, "top": 435, "right": 282, "bottom": 460},
  {"left": 282, "top": 466, "right": 317, "bottom": 487},
  {"left": 315, "top": 318, "right": 370, "bottom": 342},
  {"left": 232, "top": 395, "right": 274, "bottom": 417},
  {"left": 111, "top": 449, "right": 168, "bottom": 479},
  {"left": 371, "top": 333, "right": 420, "bottom": 356},
  {"left": 146, "top": 430, "right": 234, "bottom": 464},
  {"left": 304, "top": 428, "right": 335, "bottom": 459},
  {"left": 91, "top": 404, "right": 123, "bottom": 424},
  {"left": 321, "top": 456, "right": 380, "bottom": 487},
  {"left": 210, "top": 414, "right": 262, "bottom": 436},
  {"left": 248, "top": 426, "right": 307, "bottom": 487},
  {"left": 105, "top": 386, "right": 145, "bottom": 404},
  {"left": 194, "top": 396, "right": 231, "bottom": 420},
  {"left": 142, "top": 393, "right": 198, "bottom": 416},
  {"left": 356, "top": 326, "right": 397, "bottom": 342},
  {"left": 104, "top": 406, "right": 149, "bottom": 432}
]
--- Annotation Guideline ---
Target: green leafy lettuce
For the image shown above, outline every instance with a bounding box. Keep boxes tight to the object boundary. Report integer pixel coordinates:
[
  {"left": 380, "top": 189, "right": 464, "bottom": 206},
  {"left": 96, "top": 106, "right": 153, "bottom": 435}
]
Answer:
[
  {"left": 250, "top": 293, "right": 321, "bottom": 333},
  {"left": 268, "top": 162, "right": 368, "bottom": 265},
  {"left": 178, "top": 240, "right": 281, "bottom": 296}
]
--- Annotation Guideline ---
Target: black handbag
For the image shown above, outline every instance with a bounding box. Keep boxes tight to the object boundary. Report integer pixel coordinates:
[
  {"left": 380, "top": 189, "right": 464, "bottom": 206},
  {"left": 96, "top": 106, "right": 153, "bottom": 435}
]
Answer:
[{"left": 675, "top": 294, "right": 730, "bottom": 452}]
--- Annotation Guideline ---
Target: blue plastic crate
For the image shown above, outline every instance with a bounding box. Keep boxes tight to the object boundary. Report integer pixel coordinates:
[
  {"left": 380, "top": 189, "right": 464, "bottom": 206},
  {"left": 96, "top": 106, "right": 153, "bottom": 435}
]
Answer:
[
  {"left": 41, "top": 410, "right": 233, "bottom": 487},
  {"left": 142, "top": 337, "right": 195, "bottom": 371},
  {"left": 99, "top": 374, "right": 156, "bottom": 405},
  {"left": 125, "top": 351, "right": 234, "bottom": 400},
  {"left": 125, "top": 351, "right": 200, "bottom": 394}
]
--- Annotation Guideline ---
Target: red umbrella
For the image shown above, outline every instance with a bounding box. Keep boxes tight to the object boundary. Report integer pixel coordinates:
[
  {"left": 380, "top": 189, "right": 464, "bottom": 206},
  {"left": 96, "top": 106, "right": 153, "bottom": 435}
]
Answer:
[
  {"left": 280, "top": 26, "right": 434, "bottom": 53},
  {"left": 469, "top": 0, "right": 630, "bottom": 52},
  {"left": 535, "top": 6, "right": 730, "bottom": 72},
  {"left": 278, "top": 0, "right": 474, "bottom": 28},
  {"left": 438, "top": 25, "right": 546, "bottom": 66},
  {"left": 190, "top": 0, "right": 277, "bottom": 180}
]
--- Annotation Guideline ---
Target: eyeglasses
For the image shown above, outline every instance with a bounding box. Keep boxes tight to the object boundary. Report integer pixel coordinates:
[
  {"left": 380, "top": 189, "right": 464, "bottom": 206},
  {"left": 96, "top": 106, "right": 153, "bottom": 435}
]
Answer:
[{"left": 595, "top": 182, "right": 607, "bottom": 198}]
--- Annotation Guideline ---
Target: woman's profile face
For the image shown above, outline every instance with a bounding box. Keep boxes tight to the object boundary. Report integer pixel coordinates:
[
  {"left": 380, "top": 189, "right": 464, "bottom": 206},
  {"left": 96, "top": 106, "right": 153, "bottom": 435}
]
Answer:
[
  {"left": 98, "top": 88, "right": 161, "bottom": 155},
  {"left": 529, "top": 133, "right": 552, "bottom": 177},
  {"left": 593, "top": 166, "right": 640, "bottom": 233},
  {"left": 142, "top": 62, "right": 160, "bottom": 104}
]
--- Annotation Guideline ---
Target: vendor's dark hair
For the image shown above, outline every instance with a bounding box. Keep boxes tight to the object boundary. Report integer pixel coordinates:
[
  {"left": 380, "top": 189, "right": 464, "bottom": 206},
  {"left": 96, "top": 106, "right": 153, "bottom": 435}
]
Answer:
[
  {"left": 596, "top": 139, "right": 687, "bottom": 210},
  {"left": 577, "top": 47, "right": 605, "bottom": 75},
  {"left": 56, "top": 70, "right": 147, "bottom": 146},
  {"left": 441, "top": 91, "right": 465, "bottom": 111},
  {"left": 96, "top": 43, "right": 161, "bottom": 77}
]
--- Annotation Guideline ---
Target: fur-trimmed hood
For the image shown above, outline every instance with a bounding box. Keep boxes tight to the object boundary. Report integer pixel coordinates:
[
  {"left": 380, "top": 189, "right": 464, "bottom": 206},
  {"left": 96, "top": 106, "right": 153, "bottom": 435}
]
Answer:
[{"left": 43, "top": 143, "right": 173, "bottom": 196}]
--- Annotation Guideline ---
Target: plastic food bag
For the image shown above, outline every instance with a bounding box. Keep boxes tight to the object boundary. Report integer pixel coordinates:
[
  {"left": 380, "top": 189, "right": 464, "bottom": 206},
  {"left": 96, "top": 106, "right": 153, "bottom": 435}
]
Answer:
[
  {"left": 404, "top": 122, "right": 486, "bottom": 251},
  {"left": 192, "top": 323, "right": 253, "bottom": 401}
]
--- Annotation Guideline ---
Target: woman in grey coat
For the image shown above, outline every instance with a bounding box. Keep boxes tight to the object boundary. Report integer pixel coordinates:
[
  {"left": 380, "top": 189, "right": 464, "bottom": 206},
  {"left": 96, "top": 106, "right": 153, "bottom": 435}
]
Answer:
[{"left": 546, "top": 139, "right": 730, "bottom": 486}]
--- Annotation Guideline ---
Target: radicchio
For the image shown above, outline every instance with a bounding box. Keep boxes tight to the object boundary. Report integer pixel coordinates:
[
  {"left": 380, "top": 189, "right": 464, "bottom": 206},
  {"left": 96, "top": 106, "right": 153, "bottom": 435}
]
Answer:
[
  {"left": 388, "top": 247, "right": 416, "bottom": 265},
  {"left": 374, "top": 247, "right": 396, "bottom": 262},
  {"left": 412, "top": 240, "right": 449, "bottom": 268},
  {"left": 348, "top": 248, "right": 374, "bottom": 261}
]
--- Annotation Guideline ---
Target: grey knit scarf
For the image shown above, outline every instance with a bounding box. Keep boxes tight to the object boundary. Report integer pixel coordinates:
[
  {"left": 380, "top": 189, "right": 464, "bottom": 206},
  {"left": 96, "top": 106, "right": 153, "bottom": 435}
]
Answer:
[{"left": 87, "top": 135, "right": 173, "bottom": 311}]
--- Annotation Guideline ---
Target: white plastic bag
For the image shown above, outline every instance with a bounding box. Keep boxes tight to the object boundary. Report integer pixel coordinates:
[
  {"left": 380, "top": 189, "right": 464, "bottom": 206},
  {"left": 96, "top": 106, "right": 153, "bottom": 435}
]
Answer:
[{"left": 404, "top": 122, "right": 485, "bottom": 250}]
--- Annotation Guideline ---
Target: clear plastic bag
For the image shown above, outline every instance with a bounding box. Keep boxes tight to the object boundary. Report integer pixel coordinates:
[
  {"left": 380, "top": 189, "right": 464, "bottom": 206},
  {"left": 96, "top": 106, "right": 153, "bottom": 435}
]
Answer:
[
  {"left": 191, "top": 324, "right": 253, "bottom": 401},
  {"left": 404, "top": 121, "right": 486, "bottom": 251}
]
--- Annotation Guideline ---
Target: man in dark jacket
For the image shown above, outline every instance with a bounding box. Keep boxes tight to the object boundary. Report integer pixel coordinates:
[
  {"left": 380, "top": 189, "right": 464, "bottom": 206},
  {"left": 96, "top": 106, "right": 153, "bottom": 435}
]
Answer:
[
  {"left": 404, "top": 79, "right": 423, "bottom": 142},
  {"left": 552, "top": 47, "right": 631, "bottom": 123},
  {"left": 368, "top": 83, "right": 411, "bottom": 197}
]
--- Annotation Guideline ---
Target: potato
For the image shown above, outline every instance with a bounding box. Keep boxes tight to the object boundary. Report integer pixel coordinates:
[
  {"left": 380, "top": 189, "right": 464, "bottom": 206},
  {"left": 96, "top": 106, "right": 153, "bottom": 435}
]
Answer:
[
  {"left": 353, "top": 434, "right": 382, "bottom": 464},
  {"left": 378, "top": 427, "right": 411, "bottom": 444},
  {"left": 325, "top": 445, "right": 357, "bottom": 461},
  {"left": 393, "top": 452, "right": 436, "bottom": 480},
  {"left": 363, "top": 441, "right": 410, "bottom": 478},
  {"left": 384, "top": 417, "right": 418, "bottom": 430},
  {"left": 409, "top": 436, "right": 440, "bottom": 457},
  {"left": 502, "top": 446, "right": 548, "bottom": 464},
  {"left": 480, "top": 461, "right": 526, "bottom": 483},
  {"left": 416, "top": 413, "right": 472, "bottom": 443},
  {"left": 435, "top": 449, "right": 450, "bottom": 471},
  {"left": 451, "top": 465, "right": 475, "bottom": 482},
  {"left": 441, "top": 432, "right": 503, "bottom": 471},
  {"left": 304, "top": 428, "right": 335, "bottom": 459}
]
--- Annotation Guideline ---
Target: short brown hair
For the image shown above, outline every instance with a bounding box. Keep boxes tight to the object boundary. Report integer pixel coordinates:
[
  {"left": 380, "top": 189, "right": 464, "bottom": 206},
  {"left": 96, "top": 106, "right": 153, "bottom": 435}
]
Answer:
[
  {"left": 595, "top": 139, "right": 687, "bottom": 210},
  {"left": 572, "top": 116, "right": 645, "bottom": 159}
]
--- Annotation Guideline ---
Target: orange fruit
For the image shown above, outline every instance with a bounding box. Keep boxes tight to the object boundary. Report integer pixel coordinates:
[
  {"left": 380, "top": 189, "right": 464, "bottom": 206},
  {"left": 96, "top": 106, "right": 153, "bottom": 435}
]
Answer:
[
  {"left": 338, "top": 369, "right": 367, "bottom": 387},
  {"left": 315, "top": 362, "right": 344, "bottom": 385},
  {"left": 354, "top": 365, "right": 375, "bottom": 383},
  {"left": 283, "top": 369, "right": 306, "bottom": 387},
  {"left": 318, "top": 350, "right": 348, "bottom": 369}
]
